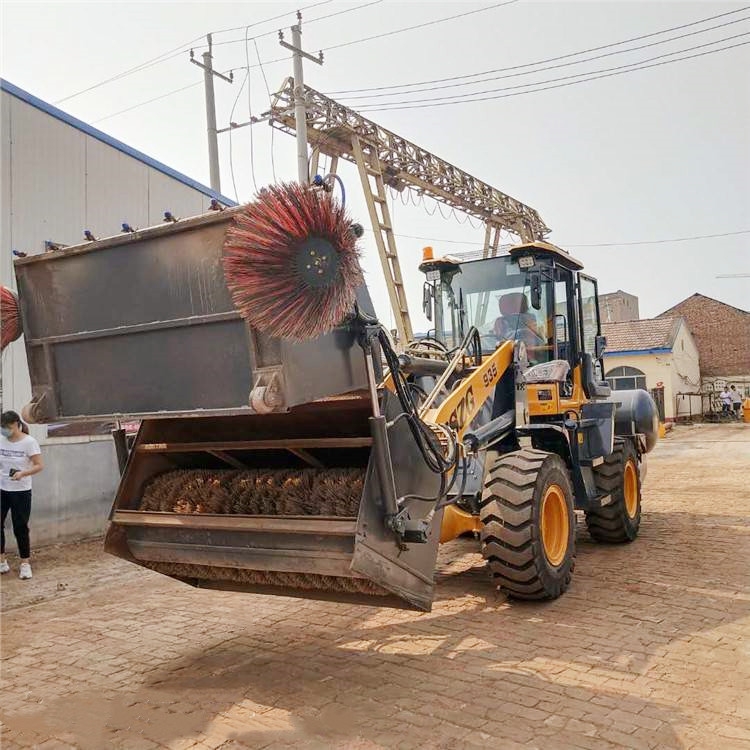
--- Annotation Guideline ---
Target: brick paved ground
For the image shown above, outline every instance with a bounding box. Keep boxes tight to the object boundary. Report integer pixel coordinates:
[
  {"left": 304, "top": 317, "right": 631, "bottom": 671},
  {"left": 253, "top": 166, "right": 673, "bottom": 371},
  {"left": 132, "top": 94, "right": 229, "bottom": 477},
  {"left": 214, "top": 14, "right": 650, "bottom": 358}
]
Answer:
[{"left": 1, "top": 424, "right": 749, "bottom": 749}]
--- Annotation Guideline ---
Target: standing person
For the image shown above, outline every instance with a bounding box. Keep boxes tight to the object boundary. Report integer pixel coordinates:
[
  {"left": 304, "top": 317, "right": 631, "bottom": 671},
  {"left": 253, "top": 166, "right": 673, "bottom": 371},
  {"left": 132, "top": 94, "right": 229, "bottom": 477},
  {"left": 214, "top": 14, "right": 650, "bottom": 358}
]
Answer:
[
  {"left": 730, "top": 385, "right": 743, "bottom": 419},
  {"left": 719, "top": 386, "right": 733, "bottom": 415},
  {"left": 0, "top": 410, "right": 43, "bottom": 579}
]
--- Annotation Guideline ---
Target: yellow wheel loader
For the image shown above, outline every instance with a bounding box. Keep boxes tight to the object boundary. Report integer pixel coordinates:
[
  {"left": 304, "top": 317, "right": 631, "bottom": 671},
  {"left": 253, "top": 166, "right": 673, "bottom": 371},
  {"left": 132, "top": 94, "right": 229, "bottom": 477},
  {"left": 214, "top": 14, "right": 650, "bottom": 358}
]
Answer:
[{"left": 13, "top": 206, "right": 658, "bottom": 612}]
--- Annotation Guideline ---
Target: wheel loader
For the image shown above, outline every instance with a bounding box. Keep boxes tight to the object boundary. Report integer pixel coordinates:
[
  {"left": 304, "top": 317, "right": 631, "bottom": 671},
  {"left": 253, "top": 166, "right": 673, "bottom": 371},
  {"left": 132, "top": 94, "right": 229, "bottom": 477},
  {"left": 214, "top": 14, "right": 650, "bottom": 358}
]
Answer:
[{"left": 13, "top": 196, "right": 658, "bottom": 612}]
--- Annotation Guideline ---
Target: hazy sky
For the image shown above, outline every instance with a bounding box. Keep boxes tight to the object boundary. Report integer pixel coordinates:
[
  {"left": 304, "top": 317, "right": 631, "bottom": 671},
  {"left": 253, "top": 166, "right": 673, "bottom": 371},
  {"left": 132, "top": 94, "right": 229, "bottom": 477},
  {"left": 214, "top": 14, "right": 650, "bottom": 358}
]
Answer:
[{"left": 2, "top": 1, "right": 748, "bottom": 331}]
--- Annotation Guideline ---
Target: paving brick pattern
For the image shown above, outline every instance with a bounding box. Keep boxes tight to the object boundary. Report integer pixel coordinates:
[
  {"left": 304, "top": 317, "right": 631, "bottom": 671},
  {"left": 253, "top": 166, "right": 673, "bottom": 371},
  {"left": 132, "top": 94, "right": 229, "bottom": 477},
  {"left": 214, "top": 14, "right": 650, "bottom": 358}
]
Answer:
[{"left": 1, "top": 424, "right": 749, "bottom": 749}]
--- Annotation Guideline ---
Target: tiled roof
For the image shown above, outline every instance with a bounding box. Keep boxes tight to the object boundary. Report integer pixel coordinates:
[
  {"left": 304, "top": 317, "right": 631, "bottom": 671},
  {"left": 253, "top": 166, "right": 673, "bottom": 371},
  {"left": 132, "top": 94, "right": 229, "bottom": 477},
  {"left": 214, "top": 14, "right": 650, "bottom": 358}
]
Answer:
[{"left": 602, "top": 317, "right": 682, "bottom": 353}]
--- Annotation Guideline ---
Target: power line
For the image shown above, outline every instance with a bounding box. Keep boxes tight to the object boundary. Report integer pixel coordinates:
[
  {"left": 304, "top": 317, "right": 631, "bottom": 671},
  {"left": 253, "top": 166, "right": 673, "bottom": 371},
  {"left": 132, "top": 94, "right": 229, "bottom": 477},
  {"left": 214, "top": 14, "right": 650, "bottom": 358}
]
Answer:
[
  {"left": 54, "top": 38, "right": 203, "bottom": 104},
  {"left": 92, "top": 79, "right": 205, "bottom": 122},
  {"left": 370, "top": 229, "right": 750, "bottom": 248},
  {"left": 353, "top": 38, "right": 750, "bottom": 111},
  {"left": 211, "top": 0, "right": 385, "bottom": 48},
  {"left": 92, "top": 36, "right": 749, "bottom": 123},
  {"left": 324, "top": 0, "right": 519, "bottom": 53},
  {"left": 209, "top": 0, "right": 333, "bottom": 37},
  {"left": 338, "top": 14, "right": 750, "bottom": 100},
  {"left": 90, "top": 2, "right": 385, "bottom": 122},
  {"left": 87, "top": 1, "right": 516, "bottom": 121},
  {"left": 328, "top": 5, "right": 750, "bottom": 94},
  {"left": 52, "top": 1, "right": 334, "bottom": 105},
  {"left": 254, "top": 38, "right": 277, "bottom": 183},
  {"left": 566, "top": 229, "right": 750, "bottom": 248}
]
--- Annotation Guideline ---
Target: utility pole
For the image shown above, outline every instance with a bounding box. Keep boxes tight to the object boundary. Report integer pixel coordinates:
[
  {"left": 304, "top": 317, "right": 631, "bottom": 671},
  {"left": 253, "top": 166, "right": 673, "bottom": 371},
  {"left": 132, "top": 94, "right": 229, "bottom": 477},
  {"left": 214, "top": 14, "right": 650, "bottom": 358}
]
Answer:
[
  {"left": 279, "top": 13, "right": 323, "bottom": 184},
  {"left": 191, "top": 34, "right": 233, "bottom": 193}
]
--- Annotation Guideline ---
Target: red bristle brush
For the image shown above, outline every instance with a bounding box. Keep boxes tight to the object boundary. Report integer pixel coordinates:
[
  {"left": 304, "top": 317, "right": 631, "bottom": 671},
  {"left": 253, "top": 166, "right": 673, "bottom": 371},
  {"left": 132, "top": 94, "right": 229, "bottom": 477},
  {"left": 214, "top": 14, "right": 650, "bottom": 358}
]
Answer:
[
  {"left": 0, "top": 286, "right": 22, "bottom": 350},
  {"left": 222, "top": 182, "right": 363, "bottom": 340}
]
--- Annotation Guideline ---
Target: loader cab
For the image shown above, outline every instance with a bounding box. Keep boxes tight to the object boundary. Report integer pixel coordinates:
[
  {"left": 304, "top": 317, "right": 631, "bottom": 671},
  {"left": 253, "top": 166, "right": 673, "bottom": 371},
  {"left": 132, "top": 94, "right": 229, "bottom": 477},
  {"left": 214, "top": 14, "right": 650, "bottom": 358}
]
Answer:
[{"left": 420, "top": 241, "right": 609, "bottom": 401}]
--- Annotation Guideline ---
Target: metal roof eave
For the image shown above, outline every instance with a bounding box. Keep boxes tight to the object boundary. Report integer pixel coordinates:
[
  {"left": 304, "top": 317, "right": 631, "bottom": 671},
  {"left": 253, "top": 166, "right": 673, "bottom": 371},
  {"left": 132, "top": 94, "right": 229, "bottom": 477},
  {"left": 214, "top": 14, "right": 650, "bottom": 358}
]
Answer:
[{"left": 604, "top": 348, "right": 673, "bottom": 357}]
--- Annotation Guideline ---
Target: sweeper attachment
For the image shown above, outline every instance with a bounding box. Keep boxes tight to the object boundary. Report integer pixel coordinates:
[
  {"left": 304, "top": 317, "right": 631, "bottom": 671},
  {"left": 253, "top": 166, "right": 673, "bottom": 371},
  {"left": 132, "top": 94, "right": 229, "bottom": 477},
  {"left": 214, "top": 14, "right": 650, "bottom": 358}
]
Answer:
[{"left": 14, "top": 184, "right": 455, "bottom": 611}]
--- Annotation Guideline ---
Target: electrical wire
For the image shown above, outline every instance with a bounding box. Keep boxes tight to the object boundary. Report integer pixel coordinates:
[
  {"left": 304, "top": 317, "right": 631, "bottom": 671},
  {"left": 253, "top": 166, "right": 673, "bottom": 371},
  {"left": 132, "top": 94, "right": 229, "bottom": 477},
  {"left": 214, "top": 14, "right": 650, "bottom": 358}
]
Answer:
[
  {"left": 212, "top": 0, "right": 512, "bottom": 71},
  {"left": 329, "top": 5, "right": 750, "bottom": 94},
  {"left": 92, "top": 78, "right": 205, "bottom": 122},
  {"left": 53, "top": 1, "right": 336, "bottom": 104},
  {"left": 227, "top": 67, "right": 249, "bottom": 202},
  {"left": 244, "top": 29, "right": 259, "bottom": 194},
  {"left": 54, "top": 37, "right": 203, "bottom": 104},
  {"left": 208, "top": 0, "right": 334, "bottom": 37},
  {"left": 338, "top": 14, "right": 750, "bottom": 100},
  {"left": 566, "top": 229, "right": 750, "bottom": 248},
  {"left": 354, "top": 38, "right": 750, "bottom": 111},
  {"left": 363, "top": 228, "right": 750, "bottom": 249},
  {"left": 212, "top": 0, "right": 384, "bottom": 48},
  {"left": 324, "top": 0, "right": 519, "bottom": 53},
  {"left": 87, "top": 2, "right": 385, "bottom": 122},
  {"left": 254, "top": 39, "right": 277, "bottom": 182}
]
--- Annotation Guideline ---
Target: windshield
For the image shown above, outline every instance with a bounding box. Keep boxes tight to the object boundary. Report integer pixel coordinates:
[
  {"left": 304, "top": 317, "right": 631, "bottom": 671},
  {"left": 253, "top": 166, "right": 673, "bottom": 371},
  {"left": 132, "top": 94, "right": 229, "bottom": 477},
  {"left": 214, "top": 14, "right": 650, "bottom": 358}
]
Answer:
[{"left": 437, "top": 256, "right": 553, "bottom": 363}]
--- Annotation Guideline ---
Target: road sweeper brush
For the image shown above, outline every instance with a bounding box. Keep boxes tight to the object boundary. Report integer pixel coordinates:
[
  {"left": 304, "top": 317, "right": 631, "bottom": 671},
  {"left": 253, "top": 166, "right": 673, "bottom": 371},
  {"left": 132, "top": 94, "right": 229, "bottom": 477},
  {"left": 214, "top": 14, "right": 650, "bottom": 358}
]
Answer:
[{"left": 1, "top": 286, "right": 22, "bottom": 350}]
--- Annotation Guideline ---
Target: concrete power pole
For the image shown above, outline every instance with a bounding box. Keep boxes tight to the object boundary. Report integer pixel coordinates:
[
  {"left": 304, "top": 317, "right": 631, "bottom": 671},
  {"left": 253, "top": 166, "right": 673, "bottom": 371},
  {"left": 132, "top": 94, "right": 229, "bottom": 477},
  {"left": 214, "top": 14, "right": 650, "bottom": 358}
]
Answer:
[
  {"left": 191, "top": 34, "right": 233, "bottom": 193},
  {"left": 279, "top": 13, "right": 323, "bottom": 185}
]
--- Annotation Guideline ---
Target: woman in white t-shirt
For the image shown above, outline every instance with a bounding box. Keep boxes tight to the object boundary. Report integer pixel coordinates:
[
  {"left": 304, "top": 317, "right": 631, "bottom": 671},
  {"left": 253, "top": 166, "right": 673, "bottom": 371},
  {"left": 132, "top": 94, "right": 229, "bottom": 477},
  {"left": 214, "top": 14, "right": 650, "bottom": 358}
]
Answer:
[{"left": 0, "top": 410, "right": 43, "bottom": 579}]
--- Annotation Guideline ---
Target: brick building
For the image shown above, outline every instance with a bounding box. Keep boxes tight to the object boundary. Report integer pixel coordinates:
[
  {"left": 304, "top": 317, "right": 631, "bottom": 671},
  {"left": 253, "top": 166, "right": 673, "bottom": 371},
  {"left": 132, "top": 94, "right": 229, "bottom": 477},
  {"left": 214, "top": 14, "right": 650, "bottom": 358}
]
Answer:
[
  {"left": 659, "top": 293, "right": 750, "bottom": 398},
  {"left": 599, "top": 289, "right": 640, "bottom": 323}
]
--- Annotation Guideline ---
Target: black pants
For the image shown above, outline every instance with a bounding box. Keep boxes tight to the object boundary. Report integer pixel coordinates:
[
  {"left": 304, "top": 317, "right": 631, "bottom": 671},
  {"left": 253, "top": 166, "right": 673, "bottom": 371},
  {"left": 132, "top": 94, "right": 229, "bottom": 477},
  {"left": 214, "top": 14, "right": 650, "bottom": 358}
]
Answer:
[{"left": 1, "top": 489, "right": 32, "bottom": 559}]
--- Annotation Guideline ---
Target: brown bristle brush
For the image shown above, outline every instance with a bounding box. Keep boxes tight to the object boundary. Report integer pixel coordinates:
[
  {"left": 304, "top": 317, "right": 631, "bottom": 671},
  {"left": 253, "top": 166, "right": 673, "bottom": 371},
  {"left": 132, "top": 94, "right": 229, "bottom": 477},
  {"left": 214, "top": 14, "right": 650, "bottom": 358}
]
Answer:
[
  {"left": 1, "top": 286, "right": 22, "bottom": 350},
  {"left": 222, "top": 182, "right": 363, "bottom": 339}
]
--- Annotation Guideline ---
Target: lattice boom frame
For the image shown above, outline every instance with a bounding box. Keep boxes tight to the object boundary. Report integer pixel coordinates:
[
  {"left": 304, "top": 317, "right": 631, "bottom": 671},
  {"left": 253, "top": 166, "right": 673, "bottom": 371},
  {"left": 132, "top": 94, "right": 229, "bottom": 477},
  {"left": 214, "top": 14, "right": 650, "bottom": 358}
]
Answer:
[{"left": 269, "top": 78, "right": 550, "bottom": 242}]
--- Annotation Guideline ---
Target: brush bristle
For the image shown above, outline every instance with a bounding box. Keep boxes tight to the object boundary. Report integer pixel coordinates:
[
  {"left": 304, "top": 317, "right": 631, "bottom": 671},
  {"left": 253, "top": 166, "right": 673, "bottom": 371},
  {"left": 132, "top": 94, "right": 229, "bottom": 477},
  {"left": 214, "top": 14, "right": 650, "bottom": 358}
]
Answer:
[
  {"left": 222, "top": 182, "right": 363, "bottom": 340},
  {"left": 1, "top": 286, "right": 21, "bottom": 350}
]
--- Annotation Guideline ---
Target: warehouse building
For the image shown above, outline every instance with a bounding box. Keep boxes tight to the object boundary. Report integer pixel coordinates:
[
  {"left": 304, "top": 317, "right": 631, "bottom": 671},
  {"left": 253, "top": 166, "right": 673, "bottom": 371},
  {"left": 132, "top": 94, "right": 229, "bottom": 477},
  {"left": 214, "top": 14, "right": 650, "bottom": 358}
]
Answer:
[{"left": 1, "top": 79, "right": 234, "bottom": 545}]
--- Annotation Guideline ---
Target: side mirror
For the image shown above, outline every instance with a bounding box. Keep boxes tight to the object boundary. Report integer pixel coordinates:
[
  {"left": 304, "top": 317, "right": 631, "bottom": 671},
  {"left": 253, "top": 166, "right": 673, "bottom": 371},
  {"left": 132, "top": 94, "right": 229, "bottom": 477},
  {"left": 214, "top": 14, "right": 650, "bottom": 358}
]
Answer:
[
  {"left": 530, "top": 270, "right": 542, "bottom": 310},
  {"left": 422, "top": 282, "right": 433, "bottom": 322},
  {"left": 595, "top": 334, "right": 607, "bottom": 359}
]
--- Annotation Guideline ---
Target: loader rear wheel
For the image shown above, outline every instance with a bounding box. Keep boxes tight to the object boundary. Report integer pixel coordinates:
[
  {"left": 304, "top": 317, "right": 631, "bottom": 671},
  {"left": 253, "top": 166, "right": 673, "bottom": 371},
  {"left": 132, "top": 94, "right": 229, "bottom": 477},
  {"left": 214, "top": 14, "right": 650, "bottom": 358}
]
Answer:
[
  {"left": 480, "top": 448, "right": 575, "bottom": 600},
  {"left": 585, "top": 438, "right": 641, "bottom": 543}
]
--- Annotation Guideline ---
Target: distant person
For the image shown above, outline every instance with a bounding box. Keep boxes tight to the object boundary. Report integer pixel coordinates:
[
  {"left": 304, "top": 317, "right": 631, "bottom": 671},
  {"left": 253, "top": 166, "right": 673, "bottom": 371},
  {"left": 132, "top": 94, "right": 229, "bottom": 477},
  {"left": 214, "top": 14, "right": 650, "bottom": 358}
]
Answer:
[
  {"left": 730, "top": 385, "right": 743, "bottom": 419},
  {"left": 0, "top": 410, "right": 43, "bottom": 580},
  {"left": 719, "top": 387, "right": 733, "bottom": 415}
]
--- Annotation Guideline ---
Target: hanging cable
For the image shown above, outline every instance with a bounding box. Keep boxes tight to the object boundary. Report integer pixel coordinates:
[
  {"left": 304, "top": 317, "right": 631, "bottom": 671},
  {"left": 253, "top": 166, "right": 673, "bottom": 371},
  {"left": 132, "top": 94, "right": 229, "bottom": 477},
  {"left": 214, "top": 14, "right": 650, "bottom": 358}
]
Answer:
[
  {"left": 253, "top": 39, "right": 277, "bottom": 183},
  {"left": 244, "top": 29, "right": 259, "bottom": 194},
  {"left": 334, "top": 10, "right": 750, "bottom": 98},
  {"left": 227, "top": 68, "right": 250, "bottom": 202}
]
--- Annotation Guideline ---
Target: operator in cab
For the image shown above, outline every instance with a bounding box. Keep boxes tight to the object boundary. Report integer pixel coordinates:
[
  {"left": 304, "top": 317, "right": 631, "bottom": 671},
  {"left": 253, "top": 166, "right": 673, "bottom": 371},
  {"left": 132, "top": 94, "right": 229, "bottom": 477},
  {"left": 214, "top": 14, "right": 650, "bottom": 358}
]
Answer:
[{"left": 493, "top": 292, "right": 545, "bottom": 352}]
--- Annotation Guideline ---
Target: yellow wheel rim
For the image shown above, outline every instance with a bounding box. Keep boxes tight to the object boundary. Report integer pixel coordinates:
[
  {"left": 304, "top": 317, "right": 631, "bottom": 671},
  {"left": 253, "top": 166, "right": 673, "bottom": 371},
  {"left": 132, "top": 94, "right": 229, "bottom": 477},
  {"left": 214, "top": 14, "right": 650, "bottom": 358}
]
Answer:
[
  {"left": 541, "top": 484, "right": 569, "bottom": 567},
  {"left": 624, "top": 459, "right": 638, "bottom": 518}
]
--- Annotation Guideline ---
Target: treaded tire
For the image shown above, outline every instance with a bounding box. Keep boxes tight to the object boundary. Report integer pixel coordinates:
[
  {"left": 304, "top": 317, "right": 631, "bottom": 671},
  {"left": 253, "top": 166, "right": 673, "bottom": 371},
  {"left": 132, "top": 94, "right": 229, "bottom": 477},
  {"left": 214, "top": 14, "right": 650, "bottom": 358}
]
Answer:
[
  {"left": 585, "top": 438, "right": 641, "bottom": 543},
  {"left": 480, "top": 448, "right": 576, "bottom": 600}
]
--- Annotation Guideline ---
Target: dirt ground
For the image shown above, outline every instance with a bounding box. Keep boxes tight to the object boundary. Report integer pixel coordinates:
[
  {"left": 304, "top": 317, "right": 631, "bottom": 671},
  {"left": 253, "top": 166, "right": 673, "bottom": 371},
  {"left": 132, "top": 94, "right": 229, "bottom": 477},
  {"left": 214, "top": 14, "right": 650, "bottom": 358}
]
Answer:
[{"left": 1, "top": 423, "right": 749, "bottom": 749}]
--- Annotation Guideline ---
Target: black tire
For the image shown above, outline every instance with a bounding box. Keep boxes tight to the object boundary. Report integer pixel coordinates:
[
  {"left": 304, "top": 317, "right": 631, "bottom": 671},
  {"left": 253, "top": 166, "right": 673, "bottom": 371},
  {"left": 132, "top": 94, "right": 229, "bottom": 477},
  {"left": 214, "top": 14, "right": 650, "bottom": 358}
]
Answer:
[
  {"left": 585, "top": 438, "right": 641, "bottom": 543},
  {"left": 480, "top": 448, "right": 576, "bottom": 600}
]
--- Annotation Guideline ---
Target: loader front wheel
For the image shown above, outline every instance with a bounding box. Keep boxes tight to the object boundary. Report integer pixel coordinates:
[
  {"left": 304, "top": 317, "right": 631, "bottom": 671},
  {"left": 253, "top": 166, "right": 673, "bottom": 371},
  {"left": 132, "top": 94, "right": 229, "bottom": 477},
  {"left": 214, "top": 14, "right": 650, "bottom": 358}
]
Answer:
[
  {"left": 585, "top": 438, "right": 641, "bottom": 543},
  {"left": 480, "top": 449, "right": 575, "bottom": 600}
]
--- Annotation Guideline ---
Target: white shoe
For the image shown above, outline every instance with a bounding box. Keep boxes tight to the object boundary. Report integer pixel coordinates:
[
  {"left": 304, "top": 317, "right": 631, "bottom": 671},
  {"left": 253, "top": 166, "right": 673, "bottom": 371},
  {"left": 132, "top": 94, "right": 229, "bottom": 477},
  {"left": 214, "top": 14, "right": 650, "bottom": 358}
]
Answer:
[
  {"left": 0, "top": 560, "right": 9, "bottom": 574},
  {"left": 19, "top": 562, "right": 32, "bottom": 580}
]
